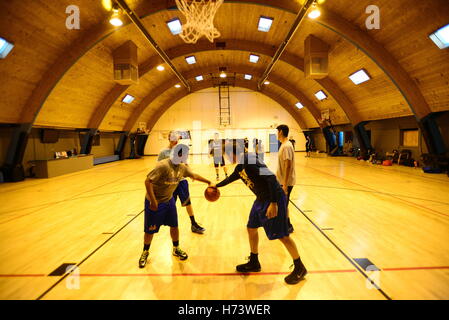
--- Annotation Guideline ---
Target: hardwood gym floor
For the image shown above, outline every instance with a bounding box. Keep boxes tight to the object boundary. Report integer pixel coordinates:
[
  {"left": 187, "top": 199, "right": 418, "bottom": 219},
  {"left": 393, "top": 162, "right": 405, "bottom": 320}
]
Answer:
[{"left": 0, "top": 153, "right": 448, "bottom": 300}]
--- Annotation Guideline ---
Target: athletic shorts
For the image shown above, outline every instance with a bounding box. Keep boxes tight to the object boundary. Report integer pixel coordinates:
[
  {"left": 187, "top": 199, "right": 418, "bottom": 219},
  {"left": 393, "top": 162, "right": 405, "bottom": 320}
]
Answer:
[
  {"left": 213, "top": 156, "right": 225, "bottom": 167},
  {"left": 247, "top": 193, "right": 290, "bottom": 240},
  {"left": 144, "top": 197, "right": 178, "bottom": 234},
  {"left": 173, "top": 179, "right": 191, "bottom": 206}
]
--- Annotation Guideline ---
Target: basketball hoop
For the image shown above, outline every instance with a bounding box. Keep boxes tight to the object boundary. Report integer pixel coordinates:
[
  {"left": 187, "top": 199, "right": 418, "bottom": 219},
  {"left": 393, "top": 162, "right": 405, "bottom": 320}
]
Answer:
[{"left": 175, "top": 0, "right": 223, "bottom": 44}]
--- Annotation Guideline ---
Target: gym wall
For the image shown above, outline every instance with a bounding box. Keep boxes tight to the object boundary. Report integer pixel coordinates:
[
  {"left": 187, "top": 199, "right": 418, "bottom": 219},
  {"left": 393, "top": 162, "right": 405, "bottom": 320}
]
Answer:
[{"left": 146, "top": 87, "right": 306, "bottom": 155}]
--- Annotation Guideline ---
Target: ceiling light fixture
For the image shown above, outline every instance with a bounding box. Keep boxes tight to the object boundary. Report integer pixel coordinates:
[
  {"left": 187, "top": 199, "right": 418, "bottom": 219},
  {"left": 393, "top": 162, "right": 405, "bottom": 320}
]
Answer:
[
  {"left": 156, "top": 65, "right": 165, "bottom": 71},
  {"left": 195, "top": 75, "right": 203, "bottom": 81},
  {"left": 175, "top": 84, "right": 181, "bottom": 88},
  {"left": 220, "top": 72, "right": 227, "bottom": 78},
  {"left": 264, "top": 80, "right": 270, "bottom": 85},
  {"left": 244, "top": 74, "right": 252, "bottom": 80},
  {"left": 109, "top": 5, "right": 123, "bottom": 27},
  {"left": 308, "top": 1, "right": 321, "bottom": 19},
  {"left": 295, "top": 102, "right": 304, "bottom": 109}
]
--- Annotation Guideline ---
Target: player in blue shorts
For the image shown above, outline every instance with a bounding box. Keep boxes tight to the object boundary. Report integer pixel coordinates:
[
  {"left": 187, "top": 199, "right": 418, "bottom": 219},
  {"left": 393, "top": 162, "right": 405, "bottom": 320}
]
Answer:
[
  {"left": 158, "top": 131, "right": 205, "bottom": 234},
  {"left": 215, "top": 140, "right": 307, "bottom": 284},
  {"left": 139, "top": 144, "right": 213, "bottom": 268}
]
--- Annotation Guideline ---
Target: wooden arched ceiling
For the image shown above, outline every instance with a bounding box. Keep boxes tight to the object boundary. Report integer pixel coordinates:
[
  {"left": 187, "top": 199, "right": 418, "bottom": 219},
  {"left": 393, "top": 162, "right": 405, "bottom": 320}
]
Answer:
[
  {"left": 1, "top": 0, "right": 448, "bottom": 131},
  {"left": 118, "top": 64, "right": 320, "bottom": 132},
  {"left": 90, "top": 43, "right": 354, "bottom": 131}
]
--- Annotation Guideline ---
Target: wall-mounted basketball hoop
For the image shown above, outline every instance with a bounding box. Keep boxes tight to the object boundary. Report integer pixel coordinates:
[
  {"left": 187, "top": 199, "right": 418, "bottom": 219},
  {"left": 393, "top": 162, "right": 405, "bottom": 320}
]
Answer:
[{"left": 175, "top": 0, "right": 223, "bottom": 44}]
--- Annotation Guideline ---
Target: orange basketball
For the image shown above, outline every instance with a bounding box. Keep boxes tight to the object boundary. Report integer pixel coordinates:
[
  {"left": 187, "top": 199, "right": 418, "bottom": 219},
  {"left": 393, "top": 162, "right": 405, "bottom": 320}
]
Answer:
[{"left": 204, "top": 186, "right": 220, "bottom": 202}]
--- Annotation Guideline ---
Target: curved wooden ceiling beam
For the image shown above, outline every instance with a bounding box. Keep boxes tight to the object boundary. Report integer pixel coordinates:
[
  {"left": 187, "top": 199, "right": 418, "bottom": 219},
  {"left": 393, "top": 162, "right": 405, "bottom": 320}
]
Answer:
[
  {"left": 313, "top": 8, "right": 432, "bottom": 120},
  {"left": 124, "top": 65, "right": 319, "bottom": 132},
  {"left": 93, "top": 41, "right": 352, "bottom": 130},
  {"left": 146, "top": 79, "right": 308, "bottom": 132},
  {"left": 164, "top": 40, "right": 359, "bottom": 122},
  {"left": 18, "top": 0, "right": 299, "bottom": 125}
]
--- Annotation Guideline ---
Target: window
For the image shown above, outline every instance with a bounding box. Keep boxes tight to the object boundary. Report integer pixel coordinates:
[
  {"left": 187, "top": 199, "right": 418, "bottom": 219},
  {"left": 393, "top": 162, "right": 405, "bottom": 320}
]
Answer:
[
  {"left": 315, "top": 90, "right": 327, "bottom": 101},
  {"left": 122, "top": 94, "right": 135, "bottom": 104},
  {"left": 401, "top": 129, "right": 419, "bottom": 147},
  {"left": 295, "top": 102, "right": 304, "bottom": 109},
  {"left": 249, "top": 54, "right": 260, "bottom": 63},
  {"left": 258, "top": 16, "right": 273, "bottom": 32},
  {"left": 0, "top": 37, "right": 14, "bottom": 59},
  {"left": 349, "top": 69, "right": 371, "bottom": 85},
  {"left": 167, "top": 18, "right": 182, "bottom": 35},
  {"left": 429, "top": 24, "right": 449, "bottom": 49},
  {"left": 185, "top": 56, "right": 196, "bottom": 64}
]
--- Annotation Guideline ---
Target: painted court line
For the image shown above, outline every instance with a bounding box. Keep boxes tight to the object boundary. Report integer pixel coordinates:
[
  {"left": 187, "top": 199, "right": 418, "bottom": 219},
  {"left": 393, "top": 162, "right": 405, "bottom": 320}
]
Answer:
[
  {"left": 3, "top": 266, "right": 449, "bottom": 278},
  {"left": 306, "top": 165, "right": 449, "bottom": 219}
]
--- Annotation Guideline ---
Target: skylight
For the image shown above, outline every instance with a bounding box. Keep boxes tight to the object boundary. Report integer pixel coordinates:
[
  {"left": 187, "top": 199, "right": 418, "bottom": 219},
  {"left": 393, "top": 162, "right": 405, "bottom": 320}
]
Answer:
[
  {"left": 122, "top": 94, "right": 135, "bottom": 104},
  {"left": 429, "top": 24, "right": 449, "bottom": 49},
  {"left": 249, "top": 54, "right": 260, "bottom": 63},
  {"left": 244, "top": 74, "right": 252, "bottom": 80},
  {"left": 315, "top": 90, "right": 327, "bottom": 101},
  {"left": 258, "top": 16, "right": 273, "bottom": 32},
  {"left": 195, "top": 75, "right": 203, "bottom": 81},
  {"left": 349, "top": 69, "right": 371, "bottom": 85},
  {"left": 185, "top": 56, "right": 196, "bottom": 64},
  {"left": 167, "top": 18, "right": 182, "bottom": 35},
  {"left": 295, "top": 102, "right": 304, "bottom": 109},
  {"left": 0, "top": 37, "right": 14, "bottom": 59}
]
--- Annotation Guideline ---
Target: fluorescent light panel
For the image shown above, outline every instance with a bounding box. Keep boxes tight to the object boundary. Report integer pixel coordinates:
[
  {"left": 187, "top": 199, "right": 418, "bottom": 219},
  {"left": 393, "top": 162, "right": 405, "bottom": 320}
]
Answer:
[
  {"left": 315, "top": 90, "right": 327, "bottom": 101},
  {"left": 349, "top": 69, "right": 371, "bottom": 85},
  {"left": 122, "top": 94, "right": 135, "bottom": 104},
  {"left": 185, "top": 56, "right": 196, "bottom": 64},
  {"left": 429, "top": 24, "right": 449, "bottom": 49},
  {"left": 295, "top": 102, "right": 304, "bottom": 109},
  {"left": 258, "top": 16, "right": 273, "bottom": 32},
  {"left": 167, "top": 18, "right": 182, "bottom": 35},
  {"left": 249, "top": 54, "right": 259, "bottom": 63},
  {"left": 244, "top": 74, "right": 252, "bottom": 80},
  {"left": 195, "top": 75, "right": 203, "bottom": 81},
  {"left": 0, "top": 37, "right": 14, "bottom": 59}
]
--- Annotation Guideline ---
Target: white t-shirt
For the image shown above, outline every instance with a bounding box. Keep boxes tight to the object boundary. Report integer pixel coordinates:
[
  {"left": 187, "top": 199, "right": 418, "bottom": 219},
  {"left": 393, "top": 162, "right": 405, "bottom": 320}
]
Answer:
[{"left": 276, "top": 140, "right": 296, "bottom": 187}]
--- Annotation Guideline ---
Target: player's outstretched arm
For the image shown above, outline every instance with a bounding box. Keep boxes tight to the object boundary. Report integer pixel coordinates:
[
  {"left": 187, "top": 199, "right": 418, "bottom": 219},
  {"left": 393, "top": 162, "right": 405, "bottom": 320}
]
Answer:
[{"left": 190, "top": 173, "right": 213, "bottom": 186}]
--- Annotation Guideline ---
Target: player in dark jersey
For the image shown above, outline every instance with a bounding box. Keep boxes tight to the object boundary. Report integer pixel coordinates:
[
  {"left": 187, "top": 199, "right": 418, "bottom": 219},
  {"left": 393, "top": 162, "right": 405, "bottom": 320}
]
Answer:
[{"left": 215, "top": 140, "right": 307, "bottom": 284}]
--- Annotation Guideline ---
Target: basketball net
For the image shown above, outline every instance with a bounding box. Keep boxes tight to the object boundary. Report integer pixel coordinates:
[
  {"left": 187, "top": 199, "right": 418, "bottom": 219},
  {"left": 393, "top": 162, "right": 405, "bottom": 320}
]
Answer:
[{"left": 175, "top": 0, "right": 223, "bottom": 44}]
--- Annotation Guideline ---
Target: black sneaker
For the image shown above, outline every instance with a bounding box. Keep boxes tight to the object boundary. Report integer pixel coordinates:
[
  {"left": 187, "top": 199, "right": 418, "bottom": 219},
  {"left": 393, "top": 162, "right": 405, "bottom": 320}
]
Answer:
[
  {"left": 173, "top": 247, "right": 188, "bottom": 260},
  {"left": 139, "top": 250, "right": 149, "bottom": 268},
  {"left": 191, "top": 223, "right": 205, "bottom": 234},
  {"left": 285, "top": 264, "right": 307, "bottom": 284},
  {"left": 236, "top": 260, "right": 261, "bottom": 273}
]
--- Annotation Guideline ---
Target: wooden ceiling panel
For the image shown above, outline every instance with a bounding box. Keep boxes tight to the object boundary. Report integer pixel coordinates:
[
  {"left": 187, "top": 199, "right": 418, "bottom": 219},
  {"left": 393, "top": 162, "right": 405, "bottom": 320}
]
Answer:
[
  {"left": 171, "top": 50, "right": 270, "bottom": 75},
  {"left": 35, "top": 43, "right": 116, "bottom": 128},
  {"left": 324, "top": 0, "right": 449, "bottom": 113},
  {"left": 139, "top": 3, "right": 296, "bottom": 52},
  {"left": 0, "top": 0, "right": 107, "bottom": 123},
  {"left": 272, "top": 61, "right": 350, "bottom": 125},
  {"left": 99, "top": 68, "right": 174, "bottom": 131}
]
